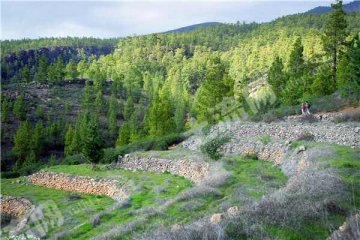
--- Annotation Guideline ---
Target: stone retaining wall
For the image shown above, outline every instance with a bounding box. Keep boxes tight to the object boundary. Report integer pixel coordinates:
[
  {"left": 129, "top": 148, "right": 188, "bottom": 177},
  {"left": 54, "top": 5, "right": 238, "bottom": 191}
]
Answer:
[
  {"left": 184, "top": 121, "right": 360, "bottom": 150},
  {"left": 117, "top": 155, "right": 210, "bottom": 183},
  {"left": 1, "top": 196, "right": 33, "bottom": 217},
  {"left": 27, "top": 171, "right": 129, "bottom": 201}
]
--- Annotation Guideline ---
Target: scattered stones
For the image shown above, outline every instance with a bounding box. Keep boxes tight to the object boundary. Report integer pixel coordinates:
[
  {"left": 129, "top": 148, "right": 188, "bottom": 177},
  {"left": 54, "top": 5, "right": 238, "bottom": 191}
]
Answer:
[
  {"left": 227, "top": 206, "right": 240, "bottom": 217},
  {"left": 0, "top": 196, "right": 33, "bottom": 217},
  {"left": 210, "top": 213, "right": 222, "bottom": 224},
  {"left": 27, "top": 171, "right": 129, "bottom": 201},
  {"left": 171, "top": 224, "right": 182, "bottom": 231},
  {"left": 296, "top": 146, "right": 306, "bottom": 154}
]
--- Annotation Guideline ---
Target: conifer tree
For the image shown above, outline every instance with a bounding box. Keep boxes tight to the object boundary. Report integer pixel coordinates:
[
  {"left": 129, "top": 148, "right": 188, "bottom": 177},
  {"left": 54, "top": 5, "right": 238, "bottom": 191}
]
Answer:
[
  {"left": 124, "top": 96, "right": 135, "bottom": 121},
  {"left": 77, "top": 59, "right": 88, "bottom": 79},
  {"left": 13, "top": 94, "right": 26, "bottom": 120},
  {"left": 116, "top": 122, "right": 131, "bottom": 146},
  {"left": 34, "top": 54, "right": 48, "bottom": 83},
  {"left": 323, "top": 0, "right": 347, "bottom": 83},
  {"left": 194, "top": 56, "right": 228, "bottom": 123},
  {"left": 268, "top": 57, "right": 287, "bottom": 98},
  {"left": 64, "top": 125, "right": 74, "bottom": 156},
  {"left": 82, "top": 81, "right": 93, "bottom": 109},
  {"left": 21, "top": 66, "right": 31, "bottom": 83},
  {"left": 1, "top": 97, "right": 10, "bottom": 123},
  {"left": 54, "top": 55, "right": 65, "bottom": 82},
  {"left": 94, "top": 91, "right": 105, "bottom": 114},
  {"left": 107, "top": 94, "right": 118, "bottom": 136},
  {"left": 82, "top": 123, "right": 104, "bottom": 168},
  {"left": 13, "top": 121, "right": 33, "bottom": 164},
  {"left": 65, "top": 59, "right": 79, "bottom": 79},
  {"left": 337, "top": 35, "right": 360, "bottom": 101},
  {"left": 32, "top": 121, "right": 45, "bottom": 157}
]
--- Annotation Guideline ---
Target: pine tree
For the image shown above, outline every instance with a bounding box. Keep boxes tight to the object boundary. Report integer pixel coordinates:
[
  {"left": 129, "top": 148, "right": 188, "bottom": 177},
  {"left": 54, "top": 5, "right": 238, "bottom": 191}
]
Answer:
[
  {"left": 174, "top": 100, "right": 186, "bottom": 132},
  {"left": 64, "top": 125, "right": 74, "bottom": 156},
  {"left": 54, "top": 55, "right": 65, "bottom": 82},
  {"left": 13, "top": 121, "right": 33, "bottom": 165},
  {"left": 77, "top": 59, "right": 88, "bottom": 79},
  {"left": 323, "top": 0, "right": 348, "bottom": 83},
  {"left": 70, "top": 128, "right": 82, "bottom": 154},
  {"left": 288, "top": 38, "right": 305, "bottom": 79},
  {"left": 82, "top": 123, "right": 104, "bottom": 168},
  {"left": 268, "top": 57, "right": 287, "bottom": 98},
  {"left": 124, "top": 96, "right": 134, "bottom": 121},
  {"left": 13, "top": 94, "right": 26, "bottom": 120},
  {"left": 1, "top": 97, "right": 10, "bottom": 123},
  {"left": 337, "top": 35, "right": 360, "bottom": 101},
  {"left": 116, "top": 122, "right": 131, "bottom": 147},
  {"left": 94, "top": 91, "right": 105, "bottom": 114},
  {"left": 21, "top": 66, "right": 31, "bottom": 83},
  {"left": 65, "top": 59, "right": 79, "bottom": 79},
  {"left": 82, "top": 81, "right": 93, "bottom": 109},
  {"left": 194, "top": 56, "right": 228, "bottom": 123},
  {"left": 282, "top": 38, "right": 306, "bottom": 105},
  {"left": 107, "top": 94, "right": 118, "bottom": 136},
  {"left": 32, "top": 121, "right": 45, "bottom": 157},
  {"left": 34, "top": 54, "right": 48, "bottom": 83},
  {"left": 47, "top": 64, "right": 57, "bottom": 83}
]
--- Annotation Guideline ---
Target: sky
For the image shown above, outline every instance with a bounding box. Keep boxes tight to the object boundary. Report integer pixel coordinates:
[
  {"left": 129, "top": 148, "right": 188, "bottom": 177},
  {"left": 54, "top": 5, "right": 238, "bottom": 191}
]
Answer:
[{"left": 0, "top": 0, "right": 340, "bottom": 40}]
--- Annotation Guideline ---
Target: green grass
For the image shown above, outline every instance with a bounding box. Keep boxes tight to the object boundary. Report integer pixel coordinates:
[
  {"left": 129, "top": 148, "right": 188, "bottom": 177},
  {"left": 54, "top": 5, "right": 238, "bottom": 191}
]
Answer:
[
  {"left": 1, "top": 177, "right": 114, "bottom": 238},
  {"left": 1, "top": 164, "right": 192, "bottom": 239}
]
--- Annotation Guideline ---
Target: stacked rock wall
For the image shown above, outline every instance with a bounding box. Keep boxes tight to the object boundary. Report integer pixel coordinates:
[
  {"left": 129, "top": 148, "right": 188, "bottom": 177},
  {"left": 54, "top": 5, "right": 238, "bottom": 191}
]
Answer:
[
  {"left": 117, "top": 155, "right": 209, "bottom": 183},
  {"left": 1, "top": 196, "right": 33, "bottom": 217},
  {"left": 27, "top": 171, "right": 129, "bottom": 201}
]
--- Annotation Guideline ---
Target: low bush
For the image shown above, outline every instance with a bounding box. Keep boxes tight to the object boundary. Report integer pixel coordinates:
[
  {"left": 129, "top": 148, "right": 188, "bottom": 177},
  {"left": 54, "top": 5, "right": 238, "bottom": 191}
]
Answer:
[
  {"left": 102, "top": 133, "right": 187, "bottom": 163},
  {"left": 334, "top": 111, "right": 360, "bottom": 122},
  {"left": 200, "top": 135, "right": 231, "bottom": 160},
  {"left": 296, "top": 131, "right": 315, "bottom": 141},
  {"left": 62, "top": 154, "right": 86, "bottom": 165},
  {"left": 299, "top": 114, "right": 318, "bottom": 123},
  {"left": 259, "top": 134, "right": 271, "bottom": 145}
]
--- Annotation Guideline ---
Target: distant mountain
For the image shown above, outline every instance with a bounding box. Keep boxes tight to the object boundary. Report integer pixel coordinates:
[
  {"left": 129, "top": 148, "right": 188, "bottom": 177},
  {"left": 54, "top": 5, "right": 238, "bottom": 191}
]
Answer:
[
  {"left": 164, "top": 22, "right": 221, "bottom": 33},
  {"left": 306, "top": 1, "right": 360, "bottom": 14}
]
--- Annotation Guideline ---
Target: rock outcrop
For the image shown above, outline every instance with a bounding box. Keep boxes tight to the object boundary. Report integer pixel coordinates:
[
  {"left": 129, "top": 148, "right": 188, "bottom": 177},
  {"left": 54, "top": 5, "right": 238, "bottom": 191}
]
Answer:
[
  {"left": 0, "top": 196, "right": 33, "bottom": 217},
  {"left": 116, "top": 155, "right": 210, "bottom": 183},
  {"left": 27, "top": 171, "right": 129, "bottom": 201}
]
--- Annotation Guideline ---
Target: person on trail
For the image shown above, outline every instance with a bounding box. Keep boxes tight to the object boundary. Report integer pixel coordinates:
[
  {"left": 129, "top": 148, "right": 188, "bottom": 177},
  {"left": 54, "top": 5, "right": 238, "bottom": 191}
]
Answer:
[
  {"left": 301, "top": 103, "right": 307, "bottom": 115},
  {"left": 305, "top": 101, "right": 311, "bottom": 114}
]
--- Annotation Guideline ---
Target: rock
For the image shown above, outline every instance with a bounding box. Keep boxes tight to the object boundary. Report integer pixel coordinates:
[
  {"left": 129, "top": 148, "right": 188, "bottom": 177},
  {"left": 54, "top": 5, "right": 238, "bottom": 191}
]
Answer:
[
  {"left": 227, "top": 206, "right": 240, "bottom": 216},
  {"left": 171, "top": 224, "right": 182, "bottom": 231},
  {"left": 296, "top": 146, "right": 306, "bottom": 154},
  {"left": 355, "top": 127, "right": 360, "bottom": 133},
  {"left": 210, "top": 213, "right": 222, "bottom": 224}
]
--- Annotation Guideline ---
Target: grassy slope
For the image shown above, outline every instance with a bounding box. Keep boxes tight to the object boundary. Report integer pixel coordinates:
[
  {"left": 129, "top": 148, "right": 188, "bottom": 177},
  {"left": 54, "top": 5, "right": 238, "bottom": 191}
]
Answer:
[{"left": 2, "top": 141, "right": 359, "bottom": 239}]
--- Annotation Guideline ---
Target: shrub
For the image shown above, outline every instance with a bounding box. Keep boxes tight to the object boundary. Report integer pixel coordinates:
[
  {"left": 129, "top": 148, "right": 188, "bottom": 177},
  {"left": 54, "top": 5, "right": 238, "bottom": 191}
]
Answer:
[
  {"left": 201, "top": 124, "right": 213, "bottom": 136},
  {"left": 299, "top": 114, "right": 318, "bottom": 123},
  {"left": 66, "top": 193, "right": 82, "bottom": 201},
  {"left": 296, "top": 131, "right": 315, "bottom": 141},
  {"left": 62, "top": 154, "right": 86, "bottom": 165},
  {"left": 102, "top": 133, "right": 187, "bottom": 163},
  {"left": 262, "top": 113, "right": 283, "bottom": 123},
  {"left": 334, "top": 111, "right": 360, "bottom": 123},
  {"left": 200, "top": 135, "right": 231, "bottom": 160},
  {"left": 259, "top": 134, "right": 271, "bottom": 145}
]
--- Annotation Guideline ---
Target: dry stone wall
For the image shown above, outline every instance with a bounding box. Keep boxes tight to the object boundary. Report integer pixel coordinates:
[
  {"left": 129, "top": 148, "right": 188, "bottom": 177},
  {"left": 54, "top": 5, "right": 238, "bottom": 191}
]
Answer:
[
  {"left": 1, "top": 196, "right": 33, "bottom": 217},
  {"left": 116, "top": 155, "right": 210, "bottom": 183},
  {"left": 27, "top": 171, "right": 129, "bottom": 201},
  {"left": 184, "top": 121, "right": 360, "bottom": 151}
]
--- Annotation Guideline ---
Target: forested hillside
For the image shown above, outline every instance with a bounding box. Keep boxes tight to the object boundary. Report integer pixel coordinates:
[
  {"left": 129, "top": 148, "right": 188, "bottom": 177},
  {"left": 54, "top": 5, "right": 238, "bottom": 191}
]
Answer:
[{"left": 1, "top": 2, "right": 360, "bottom": 175}]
